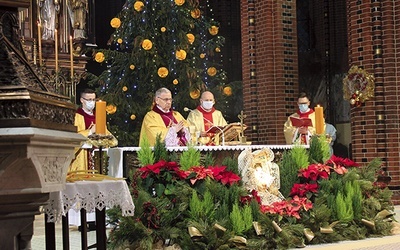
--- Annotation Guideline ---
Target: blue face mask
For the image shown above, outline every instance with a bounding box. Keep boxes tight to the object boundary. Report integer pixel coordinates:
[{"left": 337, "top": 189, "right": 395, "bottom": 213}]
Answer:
[{"left": 299, "top": 104, "right": 309, "bottom": 113}]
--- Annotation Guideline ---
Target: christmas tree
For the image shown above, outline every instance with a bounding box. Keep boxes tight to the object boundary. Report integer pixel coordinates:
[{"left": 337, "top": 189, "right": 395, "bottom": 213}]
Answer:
[{"left": 87, "top": 0, "right": 229, "bottom": 146}]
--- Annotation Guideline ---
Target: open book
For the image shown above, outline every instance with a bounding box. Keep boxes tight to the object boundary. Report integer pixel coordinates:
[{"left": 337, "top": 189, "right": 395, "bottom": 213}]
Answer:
[
  {"left": 290, "top": 117, "right": 313, "bottom": 127},
  {"left": 213, "top": 123, "right": 248, "bottom": 142},
  {"left": 206, "top": 126, "right": 225, "bottom": 134}
]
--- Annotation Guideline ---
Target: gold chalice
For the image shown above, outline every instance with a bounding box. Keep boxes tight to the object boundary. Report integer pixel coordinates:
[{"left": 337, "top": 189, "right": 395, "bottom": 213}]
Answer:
[{"left": 198, "top": 136, "right": 210, "bottom": 146}]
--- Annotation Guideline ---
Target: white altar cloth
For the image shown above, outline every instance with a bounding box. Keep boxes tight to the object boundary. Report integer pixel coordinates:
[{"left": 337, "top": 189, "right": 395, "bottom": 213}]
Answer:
[
  {"left": 44, "top": 180, "right": 135, "bottom": 223},
  {"left": 107, "top": 145, "right": 304, "bottom": 178}
]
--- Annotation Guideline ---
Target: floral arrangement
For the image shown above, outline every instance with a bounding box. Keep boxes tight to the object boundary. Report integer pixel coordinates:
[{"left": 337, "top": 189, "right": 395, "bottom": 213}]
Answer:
[
  {"left": 343, "top": 65, "right": 375, "bottom": 107},
  {"left": 106, "top": 138, "right": 396, "bottom": 249}
]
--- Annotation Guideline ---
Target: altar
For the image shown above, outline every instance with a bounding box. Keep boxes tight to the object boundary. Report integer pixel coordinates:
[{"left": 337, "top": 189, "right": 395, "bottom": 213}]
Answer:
[
  {"left": 43, "top": 180, "right": 135, "bottom": 249},
  {"left": 107, "top": 145, "right": 303, "bottom": 177}
]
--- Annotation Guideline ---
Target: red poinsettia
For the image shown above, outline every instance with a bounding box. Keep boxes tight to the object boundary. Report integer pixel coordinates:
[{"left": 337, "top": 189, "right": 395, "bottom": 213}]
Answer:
[
  {"left": 289, "top": 183, "right": 319, "bottom": 197},
  {"left": 299, "top": 164, "right": 330, "bottom": 181},
  {"left": 138, "top": 160, "right": 181, "bottom": 178},
  {"left": 208, "top": 166, "right": 241, "bottom": 186},
  {"left": 188, "top": 166, "right": 215, "bottom": 184},
  {"left": 260, "top": 196, "right": 313, "bottom": 219},
  {"left": 327, "top": 155, "right": 359, "bottom": 168}
]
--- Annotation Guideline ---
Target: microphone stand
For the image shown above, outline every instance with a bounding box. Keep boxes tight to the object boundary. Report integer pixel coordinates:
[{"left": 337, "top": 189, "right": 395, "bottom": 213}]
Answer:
[{"left": 184, "top": 107, "right": 225, "bottom": 146}]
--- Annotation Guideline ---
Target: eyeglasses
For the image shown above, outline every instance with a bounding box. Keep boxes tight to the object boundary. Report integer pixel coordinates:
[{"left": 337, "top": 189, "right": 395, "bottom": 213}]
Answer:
[
  {"left": 157, "top": 97, "right": 173, "bottom": 102},
  {"left": 82, "top": 97, "right": 96, "bottom": 102}
]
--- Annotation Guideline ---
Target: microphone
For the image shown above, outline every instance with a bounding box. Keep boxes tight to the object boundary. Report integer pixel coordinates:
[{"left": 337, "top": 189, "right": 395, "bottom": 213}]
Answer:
[{"left": 184, "top": 107, "right": 225, "bottom": 146}]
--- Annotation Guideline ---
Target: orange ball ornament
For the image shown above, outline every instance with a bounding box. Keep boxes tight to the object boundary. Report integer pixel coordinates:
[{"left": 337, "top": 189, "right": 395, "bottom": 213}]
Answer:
[
  {"left": 223, "top": 86, "right": 232, "bottom": 96},
  {"left": 190, "top": 89, "right": 200, "bottom": 99}
]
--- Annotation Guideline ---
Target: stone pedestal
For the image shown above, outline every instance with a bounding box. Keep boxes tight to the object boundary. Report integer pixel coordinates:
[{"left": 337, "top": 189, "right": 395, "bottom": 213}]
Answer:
[{"left": 0, "top": 128, "right": 85, "bottom": 250}]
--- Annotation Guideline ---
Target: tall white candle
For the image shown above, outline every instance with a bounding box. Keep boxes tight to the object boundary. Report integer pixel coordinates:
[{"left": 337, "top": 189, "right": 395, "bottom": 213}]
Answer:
[
  {"left": 55, "top": 29, "right": 58, "bottom": 72},
  {"left": 38, "top": 22, "right": 42, "bottom": 66},
  {"left": 70, "top": 36, "right": 74, "bottom": 79}
]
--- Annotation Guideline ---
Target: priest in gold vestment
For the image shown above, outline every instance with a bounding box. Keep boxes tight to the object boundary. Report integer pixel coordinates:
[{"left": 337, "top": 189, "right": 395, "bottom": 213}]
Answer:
[
  {"left": 186, "top": 91, "right": 227, "bottom": 137},
  {"left": 139, "top": 88, "right": 190, "bottom": 147},
  {"left": 69, "top": 89, "right": 116, "bottom": 171}
]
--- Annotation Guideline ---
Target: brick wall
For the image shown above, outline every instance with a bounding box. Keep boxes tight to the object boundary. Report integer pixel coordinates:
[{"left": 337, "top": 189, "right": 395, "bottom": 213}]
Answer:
[
  {"left": 240, "top": 0, "right": 298, "bottom": 144},
  {"left": 347, "top": 0, "right": 400, "bottom": 203},
  {"left": 240, "top": 0, "right": 400, "bottom": 204}
]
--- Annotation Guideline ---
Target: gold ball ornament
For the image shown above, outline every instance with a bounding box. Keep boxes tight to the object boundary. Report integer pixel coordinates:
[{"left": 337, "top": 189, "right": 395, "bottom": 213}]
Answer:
[
  {"left": 223, "top": 86, "right": 232, "bottom": 96},
  {"left": 134, "top": 1, "right": 144, "bottom": 12},
  {"left": 207, "top": 67, "right": 217, "bottom": 76},
  {"left": 158, "top": 67, "right": 169, "bottom": 78},
  {"left": 160, "top": 26, "right": 166, "bottom": 32},
  {"left": 130, "top": 114, "right": 136, "bottom": 120},
  {"left": 200, "top": 53, "right": 206, "bottom": 59},
  {"left": 122, "top": 86, "right": 128, "bottom": 92},
  {"left": 215, "top": 47, "right": 221, "bottom": 52},
  {"left": 174, "top": 0, "right": 185, "bottom": 6},
  {"left": 142, "top": 39, "right": 153, "bottom": 50},
  {"left": 350, "top": 99, "right": 356, "bottom": 105},
  {"left": 117, "top": 38, "right": 123, "bottom": 44},
  {"left": 176, "top": 49, "right": 187, "bottom": 60},
  {"left": 94, "top": 52, "right": 105, "bottom": 63},
  {"left": 110, "top": 18, "right": 121, "bottom": 28},
  {"left": 190, "top": 89, "right": 201, "bottom": 99},
  {"left": 129, "top": 64, "right": 135, "bottom": 70},
  {"left": 173, "top": 79, "right": 179, "bottom": 85},
  {"left": 209, "top": 25, "right": 219, "bottom": 35},
  {"left": 106, "top": 104, "right": 117, "bottom": 114},
  {"left": 187, "top": 33, "right": 195, "bottom": 44},
  {"left": 191, "top": 8, "right": 201, "bottom": 19}
]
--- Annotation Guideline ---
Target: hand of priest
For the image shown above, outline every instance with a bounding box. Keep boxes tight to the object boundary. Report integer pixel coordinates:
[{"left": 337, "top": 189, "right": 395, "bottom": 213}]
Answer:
[
  {"left": 89, "top": 123, "right": 96, "bottom": 134},
  {"left": 173, "top": 121, "right": 184, "bottom": 133},
  {"left": 298, "top": 126, "right": 308, "bottom": 135}
]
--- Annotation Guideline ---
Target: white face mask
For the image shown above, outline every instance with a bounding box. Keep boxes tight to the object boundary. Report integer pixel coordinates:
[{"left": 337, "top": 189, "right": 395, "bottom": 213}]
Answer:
[
  {"left": 298, "top": 104, "right": 309, "bottom": 113},
  {"left": 85, "top": 101, "right": 95, "bottom": 111},
  {"left": 202, "top": 101, "right": 214, "bottom": 110}
]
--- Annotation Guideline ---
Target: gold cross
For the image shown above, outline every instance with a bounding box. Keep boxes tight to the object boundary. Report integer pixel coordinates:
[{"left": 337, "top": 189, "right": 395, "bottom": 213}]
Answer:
[{"left": 238, "top": 110, "right": 247, "bottom": 124}]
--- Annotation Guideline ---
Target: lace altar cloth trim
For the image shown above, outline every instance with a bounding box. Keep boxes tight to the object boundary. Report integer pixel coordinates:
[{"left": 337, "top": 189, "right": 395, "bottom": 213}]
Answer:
[
  {"left": 109, "top": 144, "right": 307, "bottom": 153},
  {"left": 43, "top": 180, "right": 135, "bottom": 223}
]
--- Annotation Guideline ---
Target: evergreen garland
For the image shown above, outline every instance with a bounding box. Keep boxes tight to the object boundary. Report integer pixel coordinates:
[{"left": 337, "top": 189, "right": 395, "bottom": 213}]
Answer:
[
  {"left": 153, "top": 134, "right": 169, "bottom": 162},
  {"left": 279, "top": 149, "right": 298, "bottom": 197},
  {"left": 136, "top": 135, "right": 155, "bottom": 166},
  {"left": 179, "top": 146, "right": 201, "bottom": 170}
]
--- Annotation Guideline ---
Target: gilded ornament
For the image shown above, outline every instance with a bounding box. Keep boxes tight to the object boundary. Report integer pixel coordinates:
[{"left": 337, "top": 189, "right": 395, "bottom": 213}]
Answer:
[
  {"left": 191, "top": 8, "right": 201, "bottom": 19},
  {"left": 176, "top": 49, "right": 187, "bottom": 60},
  {"left": 173, "top": 79, "right": 179, "bottom": 85},
  {"left": 134, "top": 1, "right": 144, "bottom": 12},
  {"left": 122, "top": 86, "right": 128, "bottom": 92},
  {"left": 343, "top": 65, "right": 375, "bottom": 107},
  {"left": 208, "top": 25, "right": 219, "bottom": 35},
  {"left": 94, "top": 52, "right": 105, "bottom": 63},
  {"left": 142, "top": 39, "right": 153, "bottom": 50},
  {"left": 160, "top": 26, "right": 166, "bottom": 32},
  {"left": 117, "top": 38, "right": 123, "bottom": 44},
  {"left": 207, "top": 67, "right": 217, "bottom": 76},
  {"left": 215, "top": 47, "right": 221, "bottom": 52},
  {"left": 130, "top": 114, "right": 136, "bottom": 120},
  {"left": 223, "top": 86, "right": 232, "bottom": 96},
  {"left": 174, "top": 0, "right": 185, "bottom": 6},
  {"left": 106, "top": 104, "right": 117, "bottom": 114},
  {"left": 190, "top": 89, "right": 200, "bottom": 99},
  {"left": 158, "top": 67, "right": 169, "bottom": 78},
  {"left": 129, "top": 64, "right": 135, "bottom": 70},
  {"left": 200, "top": 53, "right": 205, "bottom": 59},
  {"left": 110, "top": 18, "right": 121, "bottom": 28},
  {"left": 187, "top": 33, "right": 195, "bottom": 44}
]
